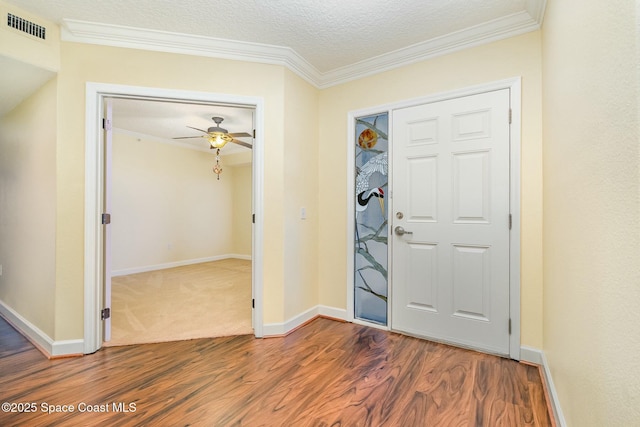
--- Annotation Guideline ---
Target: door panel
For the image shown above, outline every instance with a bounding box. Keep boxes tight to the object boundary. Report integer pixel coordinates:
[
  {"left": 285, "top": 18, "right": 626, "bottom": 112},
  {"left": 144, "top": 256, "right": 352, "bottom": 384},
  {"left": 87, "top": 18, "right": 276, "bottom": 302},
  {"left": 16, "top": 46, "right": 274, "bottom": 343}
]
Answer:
[
  {"left": 453, "top": 150, "right": 490, "bottom": 223},
  {"left": 391, "top": 89, "right": 510, "bottom": 355},
  {"left": 452, "top": 244, "right": 490, "bottom": 321},
  {"left": 407, "top": 156, "right": 438, "bottom": 221},
  {"left": 406, "top": 242, "right": 438, "bottom": 311}
]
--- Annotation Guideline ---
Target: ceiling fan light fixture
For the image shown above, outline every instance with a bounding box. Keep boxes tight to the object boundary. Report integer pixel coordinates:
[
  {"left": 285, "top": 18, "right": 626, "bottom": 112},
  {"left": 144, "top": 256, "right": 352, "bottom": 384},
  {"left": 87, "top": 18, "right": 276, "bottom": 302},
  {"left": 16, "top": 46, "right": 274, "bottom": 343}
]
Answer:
[{"left": 209, "top": 132, "right": 232, "bottom": 148}]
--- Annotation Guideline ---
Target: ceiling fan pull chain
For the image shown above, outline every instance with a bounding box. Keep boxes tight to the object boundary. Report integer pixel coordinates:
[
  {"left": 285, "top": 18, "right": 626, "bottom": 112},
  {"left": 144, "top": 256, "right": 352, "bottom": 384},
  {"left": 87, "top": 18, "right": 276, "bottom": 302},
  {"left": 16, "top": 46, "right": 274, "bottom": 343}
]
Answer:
[{"left": 213, "top": 148, "right": 222, "bottom": 180}]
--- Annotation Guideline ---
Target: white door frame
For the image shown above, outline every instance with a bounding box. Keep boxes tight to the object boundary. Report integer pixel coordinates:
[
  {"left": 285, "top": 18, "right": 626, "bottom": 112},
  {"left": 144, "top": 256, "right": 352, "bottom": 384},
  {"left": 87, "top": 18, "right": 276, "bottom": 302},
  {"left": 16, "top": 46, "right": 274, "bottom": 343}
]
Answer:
[
  {"left": 84, "top": 82, "right": 265, "bottom": 354},
  {"left": 347, "top": 77, "right": 521, "bottom": 359}
]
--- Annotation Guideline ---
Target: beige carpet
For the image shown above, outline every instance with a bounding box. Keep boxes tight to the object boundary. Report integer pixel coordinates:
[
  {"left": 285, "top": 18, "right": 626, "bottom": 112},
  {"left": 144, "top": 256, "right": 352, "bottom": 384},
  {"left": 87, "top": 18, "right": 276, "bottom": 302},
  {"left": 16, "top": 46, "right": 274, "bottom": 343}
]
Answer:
[{"left": 104, "top": 258, "right": 253, "bottom": 347}]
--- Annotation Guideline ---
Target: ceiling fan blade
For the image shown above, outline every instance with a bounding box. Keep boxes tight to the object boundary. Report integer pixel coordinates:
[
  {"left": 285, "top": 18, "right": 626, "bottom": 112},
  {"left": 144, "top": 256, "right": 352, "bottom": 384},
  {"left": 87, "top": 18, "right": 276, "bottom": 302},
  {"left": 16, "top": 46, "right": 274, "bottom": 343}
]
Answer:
[
  {"left": 186, "top": 126, "right": 210, "bottom": 134},
  {"left": 173, "top": 135, "right": 206, "bottom": 140},
  {"left": 231, "top": 138, "right": 253, "bottom": 149},
  {"left": 228, "top": 132, "right": 252, "bottom": 138}
]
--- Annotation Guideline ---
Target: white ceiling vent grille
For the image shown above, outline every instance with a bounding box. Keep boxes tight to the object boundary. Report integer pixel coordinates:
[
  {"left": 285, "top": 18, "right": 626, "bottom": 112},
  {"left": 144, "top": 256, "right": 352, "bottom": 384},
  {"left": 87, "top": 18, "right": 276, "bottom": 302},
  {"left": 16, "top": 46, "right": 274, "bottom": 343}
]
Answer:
[{"left": 7, "top": 13, "right": 46, "bottom": 40}]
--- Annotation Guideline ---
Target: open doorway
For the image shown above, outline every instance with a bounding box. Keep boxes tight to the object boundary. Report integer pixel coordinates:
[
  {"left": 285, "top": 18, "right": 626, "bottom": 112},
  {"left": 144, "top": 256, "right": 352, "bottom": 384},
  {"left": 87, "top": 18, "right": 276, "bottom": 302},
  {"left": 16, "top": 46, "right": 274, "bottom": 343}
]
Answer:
[
  {"left": 104, "top": 97, "right": 255, "bottom": 346},
  {"left": 84, "top": 83, "right": 265, "bottom": 354}
]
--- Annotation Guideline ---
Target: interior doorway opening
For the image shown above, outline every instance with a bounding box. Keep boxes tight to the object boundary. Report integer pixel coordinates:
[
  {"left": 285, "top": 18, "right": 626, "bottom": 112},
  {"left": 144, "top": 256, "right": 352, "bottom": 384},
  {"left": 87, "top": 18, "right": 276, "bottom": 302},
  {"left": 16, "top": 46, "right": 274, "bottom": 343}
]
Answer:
[
  {"left": 104, "top": 96, "right": 255, "bottom": 346},
  {"left": 84, "top": 83, "right": 265, "bottom": 354}
]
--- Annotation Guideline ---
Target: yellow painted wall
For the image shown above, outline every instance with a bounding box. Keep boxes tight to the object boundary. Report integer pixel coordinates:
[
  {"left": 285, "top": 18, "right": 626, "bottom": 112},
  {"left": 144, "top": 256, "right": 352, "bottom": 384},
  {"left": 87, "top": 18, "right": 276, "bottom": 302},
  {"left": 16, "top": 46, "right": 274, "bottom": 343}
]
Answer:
[
  {"left": 282, "top": 69, "right": 320, "bottom": 321},
  {"left": 0, "top": 1, "right": 60, "bottom": 72},
  {"left": 0, "top": 77, "right": 57, "bottom": 337},
  {"left": 231, "top": 164, "right": 253, "bottom": 257},
  {"left": 55, "top": 42, "right": 290, "bottom": 338},
  {"left": 318, "top": 32, "right": 544, "bottom": 348},
  {"left": 224, "top": 151, "right": 253, "bottom": 256},
  {"left": 542, "top": 1, "right": 640, "bottom": 425}
]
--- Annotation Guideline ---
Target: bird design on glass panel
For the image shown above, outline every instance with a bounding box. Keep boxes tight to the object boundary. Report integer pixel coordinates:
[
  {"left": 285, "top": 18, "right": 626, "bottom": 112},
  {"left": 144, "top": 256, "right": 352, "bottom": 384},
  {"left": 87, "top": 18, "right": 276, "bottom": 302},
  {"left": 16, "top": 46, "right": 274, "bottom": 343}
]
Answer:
[{"left": 354, "top": 116, "right": 389, "bottom": 314}]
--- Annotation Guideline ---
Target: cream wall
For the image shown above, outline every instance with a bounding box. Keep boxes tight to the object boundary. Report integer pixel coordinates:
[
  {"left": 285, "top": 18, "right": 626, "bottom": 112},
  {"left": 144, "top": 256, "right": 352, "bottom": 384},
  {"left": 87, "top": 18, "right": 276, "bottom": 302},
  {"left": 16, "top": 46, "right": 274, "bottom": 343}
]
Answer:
[
  {"left": 0, "top": 78, "right": 57, "bottom": 337},
  {"left": 111, "top": 131, "right": 238, "bottom": 272},
  {"left": 282, "top": 69, "right": 320, "bottom": 320},
  {"left": 224, "top": 151, "right": 253, "bottom": 257},
  {"left": 231, "top": 164, "right": 253, "bottom": 257},
  {"left": 0, "top": 1, "right": 60, "bottom": 71},
  {"left": 542, "top": 1, "right": 640, "bottom": 425},
  {"left": 318, "top": 32, "right": 544, "bottom": 347},
  {"left": 55, "top": 42, "right": 292, "bottom": 338}
]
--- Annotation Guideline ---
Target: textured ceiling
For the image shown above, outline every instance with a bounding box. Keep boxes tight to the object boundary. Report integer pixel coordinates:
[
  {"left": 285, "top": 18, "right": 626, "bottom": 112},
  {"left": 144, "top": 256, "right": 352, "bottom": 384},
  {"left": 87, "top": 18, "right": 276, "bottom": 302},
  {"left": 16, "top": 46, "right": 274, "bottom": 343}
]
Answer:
[
  {"left": 2, "top": 0, "right": 543, "bottom": 151},
  {"left": 5, "top": 0, "right": 529, "bottom": 73}
]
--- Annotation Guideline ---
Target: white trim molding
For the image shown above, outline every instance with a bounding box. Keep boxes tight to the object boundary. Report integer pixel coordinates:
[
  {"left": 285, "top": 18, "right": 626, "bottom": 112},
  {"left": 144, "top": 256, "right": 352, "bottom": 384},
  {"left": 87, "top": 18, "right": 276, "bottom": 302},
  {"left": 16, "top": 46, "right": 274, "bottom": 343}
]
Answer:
[
  {"left": 322, "top": 10, "right": 541, "bottom": 88},
  {"left": 318, "top": 305, "right": 348, "bottom": 322},
  {"left": 62, "top": 19, "right": 321, "bottom": 88},
  {"left": 263, "top": 305, "right": 348, "bottom": 337},
  {"left": 520, "top": 346, "right": 567, "bottom": 427},
  {"left": 61, "top": 2, "right": 545, "bottom": 89},
  {"left": 0, "top": 300, "right": 84, "bottom": 357}
]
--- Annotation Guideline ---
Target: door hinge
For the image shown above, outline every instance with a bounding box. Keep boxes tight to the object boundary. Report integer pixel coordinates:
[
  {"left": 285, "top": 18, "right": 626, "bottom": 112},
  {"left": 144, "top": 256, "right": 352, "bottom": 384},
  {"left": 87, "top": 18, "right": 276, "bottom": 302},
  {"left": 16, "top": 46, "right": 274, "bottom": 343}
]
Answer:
[
  {"left": 509, "top": 214, "right": 512, "bottom": 230},
  {"left": 253, "top": 129, "right": 256, "bottom": 139},
  {"left": 102, "top": 213, "right": 111, "bottom": 225},
  {"left": 252, "top": 214, "right": 255, "bottom": 224},
  {"left": 252, "top": 298, "right": 255, "bottom": 309},
  {"left": 102, "top": 118, "right": 112, "bottom": 131},
  {"left": 508, "top": 109, "right": 512, "bottom": 124},
  {"left": 101, "top": 308, "right": 111, "bottom": 320},
  {"left": 508, "top": 318, "right": 512, "bottom": 334}
]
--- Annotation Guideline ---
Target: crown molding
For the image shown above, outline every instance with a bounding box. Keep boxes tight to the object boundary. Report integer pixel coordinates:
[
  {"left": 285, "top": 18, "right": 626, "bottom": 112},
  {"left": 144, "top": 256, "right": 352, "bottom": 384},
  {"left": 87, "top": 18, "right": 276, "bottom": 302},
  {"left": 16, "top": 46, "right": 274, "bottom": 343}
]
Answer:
[
  {"left": 318, "top": 9, "right": 543, "bottom": 88},
  {"left": 526, "top": 0, "right": 547, "bottom": 23},
  {"left": 62, "top": 0, "right": 545, "bottom": 89},
  {"left": 61, "top": 19, "right": 323, "bottom": 86}
]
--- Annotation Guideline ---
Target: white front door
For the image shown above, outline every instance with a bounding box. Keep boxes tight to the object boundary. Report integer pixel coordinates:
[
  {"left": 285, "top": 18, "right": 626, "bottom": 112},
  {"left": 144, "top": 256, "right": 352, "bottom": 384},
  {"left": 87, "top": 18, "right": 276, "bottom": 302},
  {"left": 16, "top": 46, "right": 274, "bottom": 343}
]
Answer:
[{"left": 391, "top": 89, "right": 511, "bottom": 355}]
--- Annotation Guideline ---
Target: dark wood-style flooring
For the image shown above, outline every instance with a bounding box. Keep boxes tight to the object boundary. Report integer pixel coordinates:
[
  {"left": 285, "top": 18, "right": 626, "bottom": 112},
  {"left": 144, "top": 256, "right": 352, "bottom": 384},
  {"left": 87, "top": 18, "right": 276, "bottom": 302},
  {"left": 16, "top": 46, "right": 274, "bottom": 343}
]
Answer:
[{"left": 0, "top": 316, "right": 552, "bottom": 426}]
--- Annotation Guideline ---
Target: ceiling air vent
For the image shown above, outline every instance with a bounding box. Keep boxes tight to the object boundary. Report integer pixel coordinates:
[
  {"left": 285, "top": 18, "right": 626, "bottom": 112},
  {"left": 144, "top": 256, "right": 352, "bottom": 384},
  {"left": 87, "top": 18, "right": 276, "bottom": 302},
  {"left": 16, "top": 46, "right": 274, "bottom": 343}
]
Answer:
[{"left": 7, "top": 13, "right": 46, "bottom": 40}]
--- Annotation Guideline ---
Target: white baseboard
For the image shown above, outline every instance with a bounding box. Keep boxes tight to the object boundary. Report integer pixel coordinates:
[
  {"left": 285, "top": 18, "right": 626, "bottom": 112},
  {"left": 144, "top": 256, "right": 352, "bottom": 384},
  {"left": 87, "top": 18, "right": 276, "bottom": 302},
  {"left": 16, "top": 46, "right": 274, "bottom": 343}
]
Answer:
[
  {"left": 318, "top": 305, "right": 348, "bottom": 321},
  {"left": 520, "top": 345, "right": 543, "bottom": 365},
  {"left": 263, "top": 306, "right": 318, "bottom": 336},
  {"left": 520, "top": 346, "right": 567, "bottom": 427},
  {"left": 263, "top": 305, "right": 348, "bottom": 337},
  {"left": 111, "top": 254, "right": 252, "bottom": 277},
  {"left": 51, "top": 339, "right": 85, "bottom": 357},
  {"left": 0, "top": 300, "right": 84, "bottom": 357}
]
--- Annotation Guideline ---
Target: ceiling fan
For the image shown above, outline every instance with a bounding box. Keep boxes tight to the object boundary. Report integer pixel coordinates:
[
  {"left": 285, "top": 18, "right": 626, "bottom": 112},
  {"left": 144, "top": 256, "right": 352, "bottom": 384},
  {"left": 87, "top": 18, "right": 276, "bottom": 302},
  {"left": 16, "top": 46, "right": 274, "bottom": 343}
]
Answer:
[{"left": 173, "top": 116, "right": 253, "bottom": 149}]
